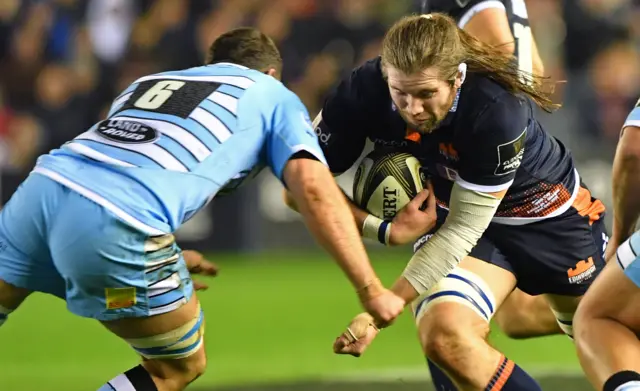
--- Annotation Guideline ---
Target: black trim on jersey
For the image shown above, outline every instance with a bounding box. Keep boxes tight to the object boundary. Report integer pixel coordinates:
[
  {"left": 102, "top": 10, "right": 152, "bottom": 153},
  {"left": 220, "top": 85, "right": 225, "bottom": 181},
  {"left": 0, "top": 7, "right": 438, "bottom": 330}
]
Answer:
[{"left": 117, "top": 80, "right": 221, "bottom": 119}]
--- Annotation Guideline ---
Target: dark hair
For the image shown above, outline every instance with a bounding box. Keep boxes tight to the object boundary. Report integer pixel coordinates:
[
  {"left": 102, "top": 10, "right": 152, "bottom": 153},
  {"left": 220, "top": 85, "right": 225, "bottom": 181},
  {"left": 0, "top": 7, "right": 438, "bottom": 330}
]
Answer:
[
  {"left": 382, "top": 14, "right": 559, "bottom": 112},
  {"left": 206, "top": 27, "right": 282, "bottom": 74}
]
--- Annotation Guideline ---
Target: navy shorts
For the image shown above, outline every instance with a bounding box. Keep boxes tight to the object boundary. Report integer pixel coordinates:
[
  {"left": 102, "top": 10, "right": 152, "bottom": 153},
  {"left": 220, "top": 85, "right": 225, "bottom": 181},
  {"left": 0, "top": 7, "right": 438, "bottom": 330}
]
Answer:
[{"left": 414, "top": 188, "right": 608, "bottom": 296}]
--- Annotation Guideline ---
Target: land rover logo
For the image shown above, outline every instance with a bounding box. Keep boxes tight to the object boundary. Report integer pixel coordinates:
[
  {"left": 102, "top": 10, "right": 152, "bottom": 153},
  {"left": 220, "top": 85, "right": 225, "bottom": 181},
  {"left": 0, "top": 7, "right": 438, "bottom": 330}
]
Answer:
[{"left": 96, "top": 119, "right": 158, "bottom": 144}]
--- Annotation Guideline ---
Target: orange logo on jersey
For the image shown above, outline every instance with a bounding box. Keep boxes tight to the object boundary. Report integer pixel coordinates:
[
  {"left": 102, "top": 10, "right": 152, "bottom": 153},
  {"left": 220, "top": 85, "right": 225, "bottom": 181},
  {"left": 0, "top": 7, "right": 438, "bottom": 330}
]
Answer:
[
  {"left": 439, "top": 143, "right": 459, "bottom": 161},
  {"left": 567, "top": 257, "right": 596, "bottom": 284},
  {"left": 405, "top": 127, "right": 421, "bottom": 143}
]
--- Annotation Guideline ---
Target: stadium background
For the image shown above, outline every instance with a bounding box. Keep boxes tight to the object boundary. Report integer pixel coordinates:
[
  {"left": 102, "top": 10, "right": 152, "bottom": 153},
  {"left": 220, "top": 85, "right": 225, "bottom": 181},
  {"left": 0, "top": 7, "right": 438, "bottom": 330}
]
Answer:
[{"left": 0, "top": 0, "right": 638, "bottom": 390}]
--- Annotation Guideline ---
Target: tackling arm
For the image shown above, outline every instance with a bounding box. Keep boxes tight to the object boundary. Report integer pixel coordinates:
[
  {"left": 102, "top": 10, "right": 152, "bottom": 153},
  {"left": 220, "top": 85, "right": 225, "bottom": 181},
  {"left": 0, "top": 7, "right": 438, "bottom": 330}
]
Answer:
[
  {"left": 610, "top": 123, "right": 640, "bottom": 245},
  {"left": 283, "top": 157, "right": 383, "bottom": 297}
]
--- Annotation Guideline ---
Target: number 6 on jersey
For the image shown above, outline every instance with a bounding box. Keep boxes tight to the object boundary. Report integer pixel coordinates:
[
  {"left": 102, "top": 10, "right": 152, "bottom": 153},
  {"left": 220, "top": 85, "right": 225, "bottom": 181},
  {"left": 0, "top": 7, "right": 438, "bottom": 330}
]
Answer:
[{"left": 134, "top": 80, "right": 186, "bottom": 110}]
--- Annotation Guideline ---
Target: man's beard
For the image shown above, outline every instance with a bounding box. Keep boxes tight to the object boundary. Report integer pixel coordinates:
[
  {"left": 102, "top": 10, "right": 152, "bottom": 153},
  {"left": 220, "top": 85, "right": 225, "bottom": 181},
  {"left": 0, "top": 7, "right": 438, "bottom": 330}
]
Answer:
[{"left": 402, "top": 87, "right": 457, "bottom": 134}]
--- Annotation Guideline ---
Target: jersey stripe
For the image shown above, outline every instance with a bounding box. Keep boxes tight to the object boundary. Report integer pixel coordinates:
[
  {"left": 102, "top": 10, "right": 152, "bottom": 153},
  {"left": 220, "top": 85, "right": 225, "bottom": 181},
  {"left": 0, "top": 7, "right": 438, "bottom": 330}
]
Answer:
[
  {"left": 208, "top": 91, "right": 238, "bottom": 115},
  {"left": 114, "top": 109, "right": 217, "bottom": 150},
  {"left": 112, "top": 116, "right": 211, "bottom": 161},
  {"left": 69, "top": 139, "right": 165, "bottom": 169},
  {"left": 134, "top": 74, "right": 255, "bottom": 89},
  {"left": 75, "top": 131, "right": 188, "bottom": 172},
  {"left": 199, "top": 99, "right": 236, "bottom": 130},
  {"left": 65, "top": 142, "right": 136, "bottom": 168},
  {"left": 190, "top": 108, "right": 231, "bottom": 143},
  {"left": 217, "top": 84, "right": 245, "bottom": 99},
  {"left": 458, "top": 1, "right": 505, "bottom": 28},
  {"left": 153, "top": 132, "right": 199, "bottom": 170}
]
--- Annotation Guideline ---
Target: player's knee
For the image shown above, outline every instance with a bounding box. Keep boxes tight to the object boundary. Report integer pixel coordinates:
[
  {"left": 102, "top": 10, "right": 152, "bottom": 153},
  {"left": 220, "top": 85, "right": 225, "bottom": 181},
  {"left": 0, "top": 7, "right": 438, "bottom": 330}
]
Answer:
[
  {"left": 128, "top": 304, "right": 207, "bottom": 386},
  {"left": 412, "top": 269, "right": 495, "bottom": 369}
]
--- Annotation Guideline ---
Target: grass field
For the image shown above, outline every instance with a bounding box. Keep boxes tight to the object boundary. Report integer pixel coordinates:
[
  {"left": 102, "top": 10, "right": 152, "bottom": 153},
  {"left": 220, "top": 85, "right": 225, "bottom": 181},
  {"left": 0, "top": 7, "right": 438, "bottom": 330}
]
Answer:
[{"left": 0, "top": 249, "right": 586, "bottom": 391}]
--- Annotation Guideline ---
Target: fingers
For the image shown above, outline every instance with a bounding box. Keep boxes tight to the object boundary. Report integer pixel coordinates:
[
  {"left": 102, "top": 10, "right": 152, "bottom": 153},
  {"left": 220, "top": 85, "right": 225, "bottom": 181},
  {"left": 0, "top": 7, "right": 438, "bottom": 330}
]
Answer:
[
  {"left": 197, "top": 259, "right": 219, "bottom": 276},
  {"left": 425, "top": 181, "right": 437, "bottom": 211},
  {"left": 410, "top": 189, "right": 430, "bottom": 208},
  {"left": 193, "top": 280, "right": 209, "bottom": 291},
  {"left": 333, "top": 336, "right": 362, "bottom": 357},
  {"left": 183, "top": 250, "right": 219, "bottom": 276}
]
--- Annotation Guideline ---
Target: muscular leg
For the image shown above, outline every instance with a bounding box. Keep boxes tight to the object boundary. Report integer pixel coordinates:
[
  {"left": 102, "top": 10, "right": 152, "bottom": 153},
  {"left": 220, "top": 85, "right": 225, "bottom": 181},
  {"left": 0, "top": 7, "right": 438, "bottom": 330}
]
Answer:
[
  {"left": 413, "top": 256, "right": 541, "bottom": 391},
  {"left": 494, "top": 288, "right": 562, "bottom": 339},
  {"left": 574, "top": 260, "right": 640, "bottom": 390},
  {"left": 100, "top": 294, "right": 206, "bottom": 391}
]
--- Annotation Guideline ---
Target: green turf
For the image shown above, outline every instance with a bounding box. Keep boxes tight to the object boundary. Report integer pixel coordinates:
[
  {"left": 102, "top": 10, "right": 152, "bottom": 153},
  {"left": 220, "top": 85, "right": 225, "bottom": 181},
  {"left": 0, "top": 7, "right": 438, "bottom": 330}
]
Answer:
[{"left": 0, "top": 249, "right": 580, "bottom": 391}]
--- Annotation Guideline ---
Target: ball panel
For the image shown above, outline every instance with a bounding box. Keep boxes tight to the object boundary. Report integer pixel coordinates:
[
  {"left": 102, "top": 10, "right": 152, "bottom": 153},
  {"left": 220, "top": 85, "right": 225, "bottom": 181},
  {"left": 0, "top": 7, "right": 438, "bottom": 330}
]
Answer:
[
  {"left": 365, "top": 176, "right": 413, "bottom": 220},
  {"left": 352, "top": 148, "right": 424, "bottom": 220}
]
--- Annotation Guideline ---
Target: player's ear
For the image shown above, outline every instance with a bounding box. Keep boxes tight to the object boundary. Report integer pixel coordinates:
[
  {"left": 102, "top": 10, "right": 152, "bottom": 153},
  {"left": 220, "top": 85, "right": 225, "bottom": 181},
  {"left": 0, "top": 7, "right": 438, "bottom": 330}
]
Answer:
[
  {"left": 265, "top": 67, "right": 280, "bottom": 80},
  {"left": 453, "top": 63, "right": 467, "bottom": 89}
]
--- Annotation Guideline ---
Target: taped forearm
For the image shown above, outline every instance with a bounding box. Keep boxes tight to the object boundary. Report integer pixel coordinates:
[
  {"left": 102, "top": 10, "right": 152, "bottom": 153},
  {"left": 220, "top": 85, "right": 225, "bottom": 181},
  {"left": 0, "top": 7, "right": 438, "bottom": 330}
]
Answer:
[{"left": 402, "top": 183, "right": 501, "bottom": 293}]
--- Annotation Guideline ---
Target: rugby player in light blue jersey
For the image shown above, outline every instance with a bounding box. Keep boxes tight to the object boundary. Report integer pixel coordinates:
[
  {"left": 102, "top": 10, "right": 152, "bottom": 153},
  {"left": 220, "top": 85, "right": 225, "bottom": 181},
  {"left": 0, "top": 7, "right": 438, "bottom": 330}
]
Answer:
[
  {"left": 0, "top": 28, "right": 405, "bottom": 391},
  {"left": 575, "top": 100, "right": 640, "bottom": 391}
]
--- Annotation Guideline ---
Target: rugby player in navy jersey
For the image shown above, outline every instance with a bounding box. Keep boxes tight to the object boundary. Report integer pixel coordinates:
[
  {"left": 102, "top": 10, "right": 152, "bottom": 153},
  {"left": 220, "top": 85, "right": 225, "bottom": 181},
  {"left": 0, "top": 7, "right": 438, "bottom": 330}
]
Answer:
[
  {"left": 300, "top": 14, "right": 607, "bottom": 391},
  {"left": 408, "top": 2, "right": 561, "bottom": 390}
]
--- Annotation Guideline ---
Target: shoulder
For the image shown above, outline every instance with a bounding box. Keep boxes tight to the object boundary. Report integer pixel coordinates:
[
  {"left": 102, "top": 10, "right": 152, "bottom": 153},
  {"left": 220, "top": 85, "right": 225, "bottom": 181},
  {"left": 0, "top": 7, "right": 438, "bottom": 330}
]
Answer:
[
  {"left": 331, "top": 57, "right": 387, "bottom": 104},
  {"left": 323, "top": 57, "right": 388, "bottom": 119},
  {"left": 457, "top": 75, "right": 531, "bottom": 139}
]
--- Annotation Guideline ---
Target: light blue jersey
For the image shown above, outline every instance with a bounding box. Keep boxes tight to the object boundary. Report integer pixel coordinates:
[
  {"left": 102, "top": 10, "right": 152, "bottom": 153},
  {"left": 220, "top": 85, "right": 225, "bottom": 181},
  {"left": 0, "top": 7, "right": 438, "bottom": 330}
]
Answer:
[
  {"left": 35, "top": 62, "right": 326, "bottom": 235},
  {"left": 623, "top": 100, "right": 640, "bottom": 130},
  {"left": 0, "top": 62, "right": 326, "bottom": 322}
]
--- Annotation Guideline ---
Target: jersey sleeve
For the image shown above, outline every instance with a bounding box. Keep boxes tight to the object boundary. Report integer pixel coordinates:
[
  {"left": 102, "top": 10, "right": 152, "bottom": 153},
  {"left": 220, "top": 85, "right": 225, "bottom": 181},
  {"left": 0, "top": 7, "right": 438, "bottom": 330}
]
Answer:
[
  {"left": 422, "top": 0, "right": 507, "bottom": 27},
  {"left": 267, "top": 88, "right": 328, "bottom": 182},
  {"left": 317, "top": 61, "right": 380, "bottom": 175},
  {"left": 456, "top": 94, "right": 529, "bottom": 193},
  {"left": 623, "top": 98, "right": 640, "bottom": 130}
]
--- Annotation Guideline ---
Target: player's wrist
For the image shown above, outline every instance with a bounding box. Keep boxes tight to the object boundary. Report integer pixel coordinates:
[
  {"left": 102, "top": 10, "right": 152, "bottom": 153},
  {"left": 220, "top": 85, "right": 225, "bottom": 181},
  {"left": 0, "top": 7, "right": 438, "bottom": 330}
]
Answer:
[
  {"left": 362, "top": 214, "right": 391, "bottom": 246},
  {"left": 356, "top": 277, "right": 385, "bottom": 302}
]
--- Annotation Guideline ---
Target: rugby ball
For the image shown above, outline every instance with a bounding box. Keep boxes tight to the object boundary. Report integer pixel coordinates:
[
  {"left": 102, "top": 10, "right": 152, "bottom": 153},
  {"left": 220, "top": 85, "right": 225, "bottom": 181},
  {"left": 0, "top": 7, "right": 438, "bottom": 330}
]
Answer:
[{"left": 353, "top": 148, "right": 425, "bottom": 220}]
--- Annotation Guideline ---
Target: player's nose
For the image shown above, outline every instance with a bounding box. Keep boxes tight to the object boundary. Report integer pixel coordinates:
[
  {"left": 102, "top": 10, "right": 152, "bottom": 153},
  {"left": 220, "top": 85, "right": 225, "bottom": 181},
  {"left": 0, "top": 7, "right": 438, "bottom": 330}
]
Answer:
[{"left": 407, "top": 95, "right": 424, "bottom": 116}]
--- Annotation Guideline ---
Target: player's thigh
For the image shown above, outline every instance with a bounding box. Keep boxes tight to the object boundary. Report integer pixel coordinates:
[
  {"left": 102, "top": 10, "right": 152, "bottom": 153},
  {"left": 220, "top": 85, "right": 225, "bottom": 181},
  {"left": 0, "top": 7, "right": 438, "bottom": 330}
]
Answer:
[
  {"left": 575, "top": 233, "right": 640, "bottom": 331},
  {"left": 47, "top": 190, "right": 203, "bottom": 363},
  {"left": 487, "top": 201, "right": 609, "bottom": 338}
]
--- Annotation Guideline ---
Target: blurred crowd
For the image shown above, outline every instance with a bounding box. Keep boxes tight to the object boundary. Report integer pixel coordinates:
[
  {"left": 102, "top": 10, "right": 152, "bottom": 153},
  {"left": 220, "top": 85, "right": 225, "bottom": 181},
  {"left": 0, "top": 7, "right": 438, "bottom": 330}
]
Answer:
[{"left": 0, "top": 0, "right": 639, "bottom": 177}]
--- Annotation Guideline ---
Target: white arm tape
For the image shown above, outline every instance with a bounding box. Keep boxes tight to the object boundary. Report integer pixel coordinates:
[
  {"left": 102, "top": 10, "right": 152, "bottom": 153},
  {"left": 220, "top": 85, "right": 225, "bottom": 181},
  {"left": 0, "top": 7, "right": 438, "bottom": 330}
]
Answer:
[
  {"left": 362, "top": 214, "right": 391, "bottom": 245},
  {"left": 402, "top": 182, "right": 502, "bottom": 294}
]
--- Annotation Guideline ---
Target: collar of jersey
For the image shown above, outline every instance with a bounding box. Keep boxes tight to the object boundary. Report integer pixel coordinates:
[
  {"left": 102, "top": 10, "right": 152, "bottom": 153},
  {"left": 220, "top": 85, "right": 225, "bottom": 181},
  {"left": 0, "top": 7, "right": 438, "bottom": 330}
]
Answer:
[{"left": 434, "top": 87, "right": 461, "bottom": 129}]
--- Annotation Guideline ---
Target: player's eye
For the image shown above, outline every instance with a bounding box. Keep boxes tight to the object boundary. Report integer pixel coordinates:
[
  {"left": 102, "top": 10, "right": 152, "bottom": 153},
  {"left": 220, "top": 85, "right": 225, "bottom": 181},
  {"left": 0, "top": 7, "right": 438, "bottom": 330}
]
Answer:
[{"left": 418, "top": 91, "right": 435, "bottom": 99}]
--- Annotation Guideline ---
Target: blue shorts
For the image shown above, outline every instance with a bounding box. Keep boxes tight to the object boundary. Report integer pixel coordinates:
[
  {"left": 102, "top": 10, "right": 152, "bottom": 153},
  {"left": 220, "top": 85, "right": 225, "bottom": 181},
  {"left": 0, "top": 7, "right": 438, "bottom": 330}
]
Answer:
[
  {"left": 616, "top": 231, "right": 640, "bottom": 288},
  {"left": 0, "top": 173, "right": 194, "bottom": 321}
]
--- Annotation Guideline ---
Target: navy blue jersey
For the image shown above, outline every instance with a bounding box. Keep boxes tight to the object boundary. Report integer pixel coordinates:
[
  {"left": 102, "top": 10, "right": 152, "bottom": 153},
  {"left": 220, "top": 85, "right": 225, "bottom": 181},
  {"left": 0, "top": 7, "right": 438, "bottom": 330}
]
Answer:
[{"left": 317, "top": 57, "right": 578, "bottom": 224}]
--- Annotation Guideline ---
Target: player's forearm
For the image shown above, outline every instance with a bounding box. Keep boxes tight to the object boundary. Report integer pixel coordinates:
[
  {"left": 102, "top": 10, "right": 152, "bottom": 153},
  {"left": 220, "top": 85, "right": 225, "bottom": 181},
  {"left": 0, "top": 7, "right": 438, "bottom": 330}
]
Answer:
[
  {"left": 402, "top": 184, "right": 502, "bottom": 295},
  {"left": 390, "top": 276, "right": 419, "bottom": 305},
  {"left": 611, "top": 126, "right": 640, "bottom": 242},
  {"left": 284, "top": 160, "right": 380, "bottom": 292}
]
